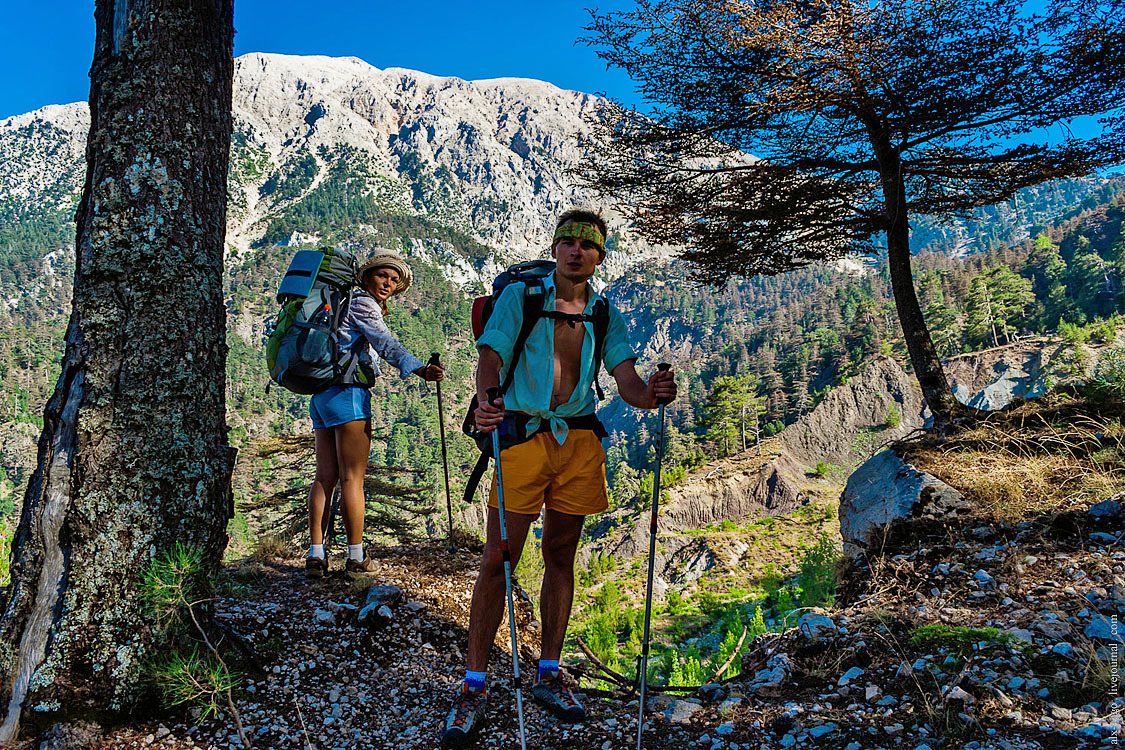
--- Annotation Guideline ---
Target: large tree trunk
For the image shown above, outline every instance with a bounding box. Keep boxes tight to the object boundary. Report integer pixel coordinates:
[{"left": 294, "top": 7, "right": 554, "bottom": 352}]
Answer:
[
  {"left": 877, "top": 155, "right": 959, "bottom": 428},
  {"left": 0, "top": 0, "right": 234, "bottom": 740}
]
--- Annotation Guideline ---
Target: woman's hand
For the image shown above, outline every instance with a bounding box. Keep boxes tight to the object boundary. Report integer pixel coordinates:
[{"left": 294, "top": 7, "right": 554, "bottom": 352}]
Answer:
[
  {"left": 414, "top": 363, "right": 444, "bottom": 382},
  {"left": 473, "top": 393, "right": 505, "bottom": 433}
]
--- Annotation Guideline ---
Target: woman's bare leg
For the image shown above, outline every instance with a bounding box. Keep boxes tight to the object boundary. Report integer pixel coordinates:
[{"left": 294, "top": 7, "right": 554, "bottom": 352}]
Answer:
[
  {"left": 335, "top": 418, "right": 373, "bottom": 546},
  {"left": 307, "top": 427, "right": 339, "bottom": 546}
]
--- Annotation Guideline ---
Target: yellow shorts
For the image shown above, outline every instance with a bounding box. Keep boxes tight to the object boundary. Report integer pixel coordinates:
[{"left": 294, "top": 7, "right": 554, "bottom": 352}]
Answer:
[{"left": 488, "top": 429, "right": 609, "bottom": 517}]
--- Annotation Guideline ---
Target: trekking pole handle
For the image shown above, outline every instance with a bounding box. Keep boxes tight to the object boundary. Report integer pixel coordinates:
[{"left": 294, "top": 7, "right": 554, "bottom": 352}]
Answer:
[
  {"left": 656, "top": 362, "right": 673, "bottom": 406},
  {"left": 486, "top": 386, "right": 500, "bottom": 407},
  {"left": 428, "top": 351, "right": 441, "bottom": 367}
]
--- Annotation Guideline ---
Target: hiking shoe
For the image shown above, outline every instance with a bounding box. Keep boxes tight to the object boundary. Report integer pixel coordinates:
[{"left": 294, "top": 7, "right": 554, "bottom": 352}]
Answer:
[
  {"left": 304, "top": 556, "right": 327, "bottom": 579},
  {"left": 345, "top": 556, "right": 379, "bottom": 579},
  {"left": 442, "top": 685, "right": 486, "bottom": 747},
  {"left": 531, "top": 675, "right": 586, "bottom": 722}
]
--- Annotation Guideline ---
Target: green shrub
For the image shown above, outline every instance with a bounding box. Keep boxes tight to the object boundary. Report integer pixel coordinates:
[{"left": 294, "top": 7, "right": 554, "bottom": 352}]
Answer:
[
  {"left": 140, "top": 544, "right": 244, "bottom": 731},
  {"left": 139, "top": 543, "right": 207, "bottom": 630},
  {"left": 797, "top": 531, "right": 839, "bottom": 608},
  {"left": 909, "top": 623, "right": 1024, "bottom": 655},
  {"left": 885, "top": 403, "right": 902, "bottom": 429},
  {"left": 1092, "top": 346, "right": 1125, "bottom": 395},
  {"left": 637, "top": 474, "right": 653, "bottom": 508},
  {"left": 151, "top": 646, "right": 240, "bottom": 719},
  {"left": 0, "top": 521, "right": 11, "bottom": 587},
  {"left": 813, "top": 461, "right": 839, "bottom": 478},
  {"left": 663, "top": 465, "right": 687, "bottom": 487},
  {"left": 580, "top": 551, "right": 618, "bottom": 585},
  {"left": 1089, "top": 316, "right": 1119, "bottom": 345},
  {"left": 693, "top": 590, "right": 721, "bottom": 616},
  {"left": 746, "top": 605, "right": 767, "bottom": 638},
  {"left": 1060, "top": 320, "right": 1092, "bottom": 344},
  {"left": 581, "top": 610, "right": 622, "bottom": 674}
]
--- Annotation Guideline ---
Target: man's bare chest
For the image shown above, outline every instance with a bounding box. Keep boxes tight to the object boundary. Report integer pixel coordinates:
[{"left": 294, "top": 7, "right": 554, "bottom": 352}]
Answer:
[{"left": 552, "top": 319, "right": 586, "bottom": 364}]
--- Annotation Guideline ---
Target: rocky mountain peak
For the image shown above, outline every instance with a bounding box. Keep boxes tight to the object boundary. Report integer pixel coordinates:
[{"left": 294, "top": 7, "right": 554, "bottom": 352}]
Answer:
[
  {"left": 225, "top": 52, "right": 629, "bottom": 266},
  {"left": 1, "top": 52, "right": 663, "bottom": 289}
]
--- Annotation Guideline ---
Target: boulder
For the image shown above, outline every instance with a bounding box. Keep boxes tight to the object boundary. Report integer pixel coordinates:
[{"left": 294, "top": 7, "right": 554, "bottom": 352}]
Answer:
[
  {"left": 362, "top": 585, "right": 402, "bottom": 607},
  {"left": 945, "top": 342, "right": 1059, "bottom": 411},
  {"left": 696, "top": 683, "right": 726, "bottom": 701},
  {"left": 1089, "top": 499, "right": 1123, "bottom": 518},
  {"left": 38, "top": 721, "right": 103, "bottom": 750},
  {"left": 357, "top": 585, "right": 402, "bottom": 629},
  {"left": 796, "top": 612, "right": 838, "bottom": 641},
  {"left": 748, "top": 653, "right": 791, "bottom": 696},
  {"left": 1085, "top": 614, "right": 1125, "bottom": 644},
  {"left": 663, "top": 700, "right": 703, "bottom": 725},
  {"left": 840, "top": 450, "right": 970, "bottom": 558}
]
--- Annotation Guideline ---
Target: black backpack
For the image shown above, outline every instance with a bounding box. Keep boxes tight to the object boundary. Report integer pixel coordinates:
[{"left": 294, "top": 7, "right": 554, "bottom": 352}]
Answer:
[{"left": 461, "top": 260, "right": 611, "bottom": 503}]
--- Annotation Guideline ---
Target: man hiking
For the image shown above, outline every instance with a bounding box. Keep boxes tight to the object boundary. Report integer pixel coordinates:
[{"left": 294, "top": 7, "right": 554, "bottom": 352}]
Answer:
[{"left": 442, "top": 209, "right": 677, "bottom": 746}]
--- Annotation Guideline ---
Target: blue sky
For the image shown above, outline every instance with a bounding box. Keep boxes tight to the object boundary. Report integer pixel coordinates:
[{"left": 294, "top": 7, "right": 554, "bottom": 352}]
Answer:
[{"left": 0, "top": 1, "right": 640, "bottom": 119}]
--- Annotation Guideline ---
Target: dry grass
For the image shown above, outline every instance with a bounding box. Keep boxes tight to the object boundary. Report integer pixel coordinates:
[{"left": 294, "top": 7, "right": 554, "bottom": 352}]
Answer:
[
  {"left": 251, "top": 534, "right": 291, "bottom": 562},
  {"left": 1075, "top": 636, "right": 1121, "bottom": 704},
  {"left": 902, "top": 394, "right": 1125, "bottom": 521},
  {"left": 449, "top": 525, "right": 485, "bottom": 552}
]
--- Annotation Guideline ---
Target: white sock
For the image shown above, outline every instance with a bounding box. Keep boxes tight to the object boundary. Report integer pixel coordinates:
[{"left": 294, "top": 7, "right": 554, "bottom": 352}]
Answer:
[
  {"left": 308, "top": 544, "right": 325, "bottom": 559},
  {"left": 348, "top": 544, "right": 365, "bottom": 562}
]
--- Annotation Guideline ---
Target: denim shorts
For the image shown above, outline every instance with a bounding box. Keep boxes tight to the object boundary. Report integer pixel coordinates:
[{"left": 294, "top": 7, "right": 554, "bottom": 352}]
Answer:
[{"left": 309, "top": 385, "right": 371, "bottom": 430}]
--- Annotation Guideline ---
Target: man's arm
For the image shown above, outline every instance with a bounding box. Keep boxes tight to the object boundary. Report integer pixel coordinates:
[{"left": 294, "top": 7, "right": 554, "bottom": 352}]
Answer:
[
  {"left": 611, "top": 359, "right": 677, "bottom": 409},
  {"left": 473, "top": 346, "right": 505, "bottom": 431}
]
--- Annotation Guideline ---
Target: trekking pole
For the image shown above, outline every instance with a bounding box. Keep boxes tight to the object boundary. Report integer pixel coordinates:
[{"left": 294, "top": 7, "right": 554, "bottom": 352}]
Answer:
[
  {"left": 637, "top": 363, "right": 672, "bottom": 750},
  {"left": 487, "top": 386, "right": 527, "bottom": 750},
  {"left": 430, "top": 352, "right": 455, "bottom": 551},
  {"left": 324, "top": 486, "right": 341, "bottom": 555}
]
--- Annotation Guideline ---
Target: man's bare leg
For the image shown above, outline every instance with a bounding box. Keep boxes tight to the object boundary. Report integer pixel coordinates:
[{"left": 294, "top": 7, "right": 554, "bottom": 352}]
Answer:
[
  {"left": 538, "top": 509, "right": 585, "bottom": 663},
  {"left": 466, "top": 506, "right": 537, "bottom": 672}
]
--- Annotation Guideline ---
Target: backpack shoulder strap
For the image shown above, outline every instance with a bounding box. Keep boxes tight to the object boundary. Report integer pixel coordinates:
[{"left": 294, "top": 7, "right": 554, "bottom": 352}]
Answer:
[
  {"left": 463, "top": 451, "right": 491, "bottom": 505},
  {"left": 497, "top": 281, "right": 546, "bottom": 397},
  {"left": 592, "top": 298, "right": 610, "bottom": 401}
]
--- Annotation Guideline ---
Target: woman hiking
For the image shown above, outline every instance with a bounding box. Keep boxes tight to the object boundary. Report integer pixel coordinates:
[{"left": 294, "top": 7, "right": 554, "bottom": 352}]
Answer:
[{"left": 304, "top": 251, "right": 444, "bottom": 580}]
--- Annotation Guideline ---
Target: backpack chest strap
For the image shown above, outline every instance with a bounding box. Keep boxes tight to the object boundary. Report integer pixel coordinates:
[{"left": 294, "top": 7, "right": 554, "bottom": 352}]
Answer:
[{"left": 541, "top": 310, "right": 604, "bottom": 328}]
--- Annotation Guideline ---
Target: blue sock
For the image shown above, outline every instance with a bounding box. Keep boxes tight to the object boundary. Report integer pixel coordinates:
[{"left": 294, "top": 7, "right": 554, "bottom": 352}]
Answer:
[
  {"left": 464, "top": 670, "right": 487, "bottom": 691},
  {"left": 538, "top": 659, "right": 559, "bottom": 681}
]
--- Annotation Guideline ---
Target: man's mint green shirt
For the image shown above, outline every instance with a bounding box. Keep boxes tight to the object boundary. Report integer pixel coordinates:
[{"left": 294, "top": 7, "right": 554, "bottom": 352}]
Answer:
[{"left": 477, "top": 272, "right": 636, "bottom": 444}]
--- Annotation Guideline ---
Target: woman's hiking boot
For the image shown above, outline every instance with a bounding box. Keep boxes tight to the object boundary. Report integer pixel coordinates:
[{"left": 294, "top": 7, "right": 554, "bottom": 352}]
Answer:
[
  {"left": 441, "top": 685, "right": 486, "bottom": 747},
  {"left": 304, "top": 556, "right": 327, "bottom": 579},
  {"left": 345, "top": 557, "right": 379, "bottom": 580},
  {"left": 531, "top": 675, "right": 586, "bottom": 722}
]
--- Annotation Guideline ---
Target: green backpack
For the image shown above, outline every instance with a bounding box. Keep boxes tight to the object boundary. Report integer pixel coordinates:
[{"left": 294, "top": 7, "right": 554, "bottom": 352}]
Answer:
[{"left": 264, "top": 247, "right": 375, "bottom": 395}]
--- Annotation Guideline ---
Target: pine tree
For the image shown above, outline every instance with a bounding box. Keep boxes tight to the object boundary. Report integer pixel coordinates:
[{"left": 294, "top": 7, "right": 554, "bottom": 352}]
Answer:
[
  {"left": 966, "top": 274, "right": 1001, "bottom": 347},
  {"left": 703, "top": 375, "right": 763, "bottom": 457}
]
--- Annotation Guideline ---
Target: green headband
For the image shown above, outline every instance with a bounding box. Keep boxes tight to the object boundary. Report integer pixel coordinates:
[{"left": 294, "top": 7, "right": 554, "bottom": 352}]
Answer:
[{"left": 552, "top": 222, "right": 606, "bottom": 252}]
